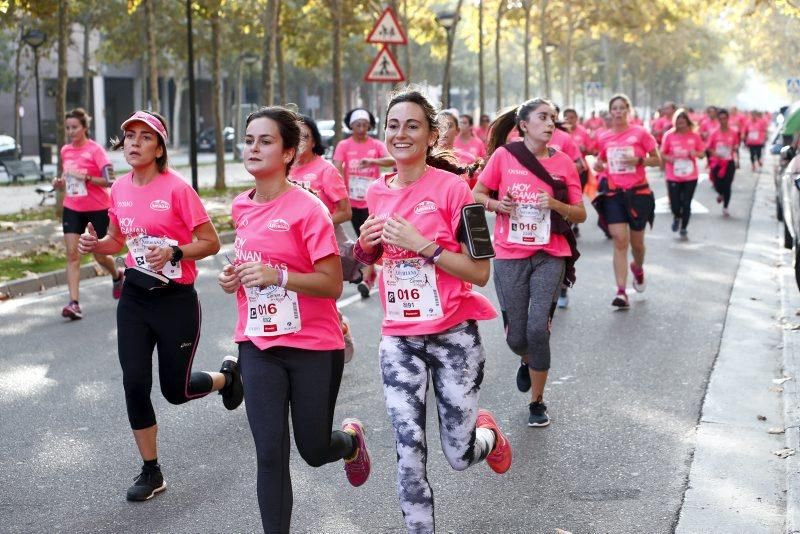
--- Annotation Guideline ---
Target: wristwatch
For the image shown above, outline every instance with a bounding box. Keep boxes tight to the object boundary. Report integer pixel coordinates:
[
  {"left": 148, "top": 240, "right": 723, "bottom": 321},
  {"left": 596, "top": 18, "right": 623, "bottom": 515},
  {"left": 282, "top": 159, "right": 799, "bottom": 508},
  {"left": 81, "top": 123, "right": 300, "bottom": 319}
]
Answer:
[{"left": 170, "top": 245, "right": 183, "bottom": 263}]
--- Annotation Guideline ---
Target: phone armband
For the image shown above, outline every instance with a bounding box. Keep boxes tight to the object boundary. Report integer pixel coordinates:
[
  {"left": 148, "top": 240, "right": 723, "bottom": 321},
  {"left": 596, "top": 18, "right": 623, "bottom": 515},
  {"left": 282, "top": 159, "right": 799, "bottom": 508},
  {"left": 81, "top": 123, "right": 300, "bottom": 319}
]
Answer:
[{"left": 459, "top": 203, "right": 496, "bottom": 260}]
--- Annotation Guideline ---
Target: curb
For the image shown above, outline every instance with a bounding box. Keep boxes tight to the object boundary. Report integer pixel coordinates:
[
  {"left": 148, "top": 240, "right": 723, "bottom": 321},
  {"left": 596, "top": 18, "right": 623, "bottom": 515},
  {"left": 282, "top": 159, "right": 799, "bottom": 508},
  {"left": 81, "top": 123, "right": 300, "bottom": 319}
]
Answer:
[
  {"left": 0, "top": 230, "right": 236, "bottom": 299},
  {"left": 780, "top": 240, "right": 800, "bottom": 534}
]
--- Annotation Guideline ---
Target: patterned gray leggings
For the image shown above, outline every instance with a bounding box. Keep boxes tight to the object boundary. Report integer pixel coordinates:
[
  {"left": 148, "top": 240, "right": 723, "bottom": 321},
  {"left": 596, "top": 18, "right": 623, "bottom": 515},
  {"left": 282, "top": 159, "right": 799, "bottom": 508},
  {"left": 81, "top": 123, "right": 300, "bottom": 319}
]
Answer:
[{"left": 379, "top": 320, "right": 495, "bottom": 534}]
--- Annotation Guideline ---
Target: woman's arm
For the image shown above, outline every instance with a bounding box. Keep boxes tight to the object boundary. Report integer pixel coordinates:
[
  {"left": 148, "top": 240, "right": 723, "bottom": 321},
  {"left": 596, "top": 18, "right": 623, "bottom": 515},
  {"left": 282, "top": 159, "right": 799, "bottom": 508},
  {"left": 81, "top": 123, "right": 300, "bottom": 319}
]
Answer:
[
  {"left": 234, "top": 254, "right": 343, "bottom": 299},
  {"left": 472, "top": 182, "right": 514, "bottom": 215},
  {"left": 144, "top": 220, "right": 221, "bottom": 272},
  {"left": 331, "top": 198, "right": 352, "bottom": 225},
  {"left": 78, "top": 221, "right": 126, "bottom": 255}
]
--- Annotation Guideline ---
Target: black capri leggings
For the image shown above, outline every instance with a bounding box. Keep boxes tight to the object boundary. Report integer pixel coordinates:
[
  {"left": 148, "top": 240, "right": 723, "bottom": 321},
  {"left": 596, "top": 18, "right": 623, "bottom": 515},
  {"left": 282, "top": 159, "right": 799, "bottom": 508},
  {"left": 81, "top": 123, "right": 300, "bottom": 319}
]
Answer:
[
  {"left": 748, "top": 144, "right": 764, "bottom": 164},
  {"left": 351, "top": 207, "right": 370, "bottom": 237},
  {"left": 238, "top": 342, "right": 356, "bottom": 534},
  {"left": 712, "top": 162, "right": 736, "bottom": 209},
  {"left": 117, "top": 281, "right": 214, "bottom": 430},
  {"left": 667, "top": 180, "right": 698, "bottom": 230}
]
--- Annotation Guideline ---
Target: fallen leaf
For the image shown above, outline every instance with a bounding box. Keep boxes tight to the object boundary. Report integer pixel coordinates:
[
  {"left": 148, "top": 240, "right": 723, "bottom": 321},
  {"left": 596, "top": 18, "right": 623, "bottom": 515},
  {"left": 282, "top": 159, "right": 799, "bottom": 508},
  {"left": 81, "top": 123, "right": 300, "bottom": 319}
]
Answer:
[
  {"left": 769, "top": 386, "right": 785, "bottom": 393},
  {"left": 555, "top": 530, "right": 573, "bottom": 534},
  {"left": 774, "top": 448, "right": 796, "bottom": 459},
  {"left": 757, "top": 415, "right": 767, "bottom": 421},
  {"left": 773, "top": 377, "right": 793, "bottom": 385},
  {"left": 768, "top": 428, "right": 785, "bottom": 434}
]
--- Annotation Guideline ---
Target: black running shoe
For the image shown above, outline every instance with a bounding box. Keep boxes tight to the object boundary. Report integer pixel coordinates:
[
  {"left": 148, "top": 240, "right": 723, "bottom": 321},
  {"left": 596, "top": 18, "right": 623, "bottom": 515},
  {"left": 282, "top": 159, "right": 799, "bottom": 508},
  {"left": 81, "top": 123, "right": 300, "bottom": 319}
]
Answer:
[
  {"left": 671, "top": 218, "right": 679, "bottom": 232},
  {"left": 219, "top": 355, "right": 244, "bottom": 410},
  {"left": 516, "top": 362, "right": 531, "bottom": 392},
  {"left": 528, "top": 402, "right": 550, "bottom": 427},
  {"left": 126, "top": 465, "right": 166, "bottom": 501}
]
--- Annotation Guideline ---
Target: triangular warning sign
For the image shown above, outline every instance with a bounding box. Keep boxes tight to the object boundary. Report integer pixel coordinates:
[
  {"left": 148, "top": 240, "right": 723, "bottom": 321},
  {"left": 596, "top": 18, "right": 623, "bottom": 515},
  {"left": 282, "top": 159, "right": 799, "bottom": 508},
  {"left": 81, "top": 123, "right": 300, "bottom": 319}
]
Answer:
[
  {"left": 364, "top": 46, "right": 405, "bottom": 83},
  {"left": 366, "top": 7, "right": 408, "bottom": 45}
]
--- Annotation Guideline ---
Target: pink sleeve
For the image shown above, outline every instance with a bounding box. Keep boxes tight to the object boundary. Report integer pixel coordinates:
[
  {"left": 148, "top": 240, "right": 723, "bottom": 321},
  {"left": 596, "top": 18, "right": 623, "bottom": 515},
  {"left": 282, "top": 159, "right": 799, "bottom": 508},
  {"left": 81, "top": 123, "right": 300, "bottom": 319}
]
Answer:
[
  {"left": 563, "top": 159, "right": 583, "bottom": 204},
  {"left": 92, "top": 144, "right": 111, "bottom": 171},
  {"left": 695, "top": 133, "right": 706, "bottom": 152},
  {"left": 322, "top": 164, "right": 348, "bottom": 204},
  {"left": 448, "top": 179, "right": 473, "bottom": 237},
  {"left": 108, "top": 184, "right": 119, "bottom": 225},
  {"left": 641, "top": 130, "right": 657, "bottom": 153},
  {"left": 660, "top": 133, "right": 671, "bottom": 155},
  {"left": 175, "top": 185, "right": 211, "bottom": 234},
  {"left": 302, "top": 201, "right": 339, "bottom": 263},
  {"left": 332, "top": 140, "right": 345, "bottom": 163},
  {"left": 478, "top": 140, "right": 487, "bottom": 159},
  {"left": 376, "top": 139, "right": 390, "bottom": 158},
  {"left": 477, "top": 149, "right": 504, "bottom": 191},
  {"left": 564, "top": 137, "right": 581, "bottom": 161}
]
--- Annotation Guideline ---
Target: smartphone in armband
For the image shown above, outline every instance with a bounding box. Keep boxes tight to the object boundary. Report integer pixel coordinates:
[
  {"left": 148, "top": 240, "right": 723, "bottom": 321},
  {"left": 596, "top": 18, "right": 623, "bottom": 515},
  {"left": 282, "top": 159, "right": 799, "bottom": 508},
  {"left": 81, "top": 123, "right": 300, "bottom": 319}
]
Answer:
[{"left": 459, "top": 203, "right": 495, "bottom": 259}]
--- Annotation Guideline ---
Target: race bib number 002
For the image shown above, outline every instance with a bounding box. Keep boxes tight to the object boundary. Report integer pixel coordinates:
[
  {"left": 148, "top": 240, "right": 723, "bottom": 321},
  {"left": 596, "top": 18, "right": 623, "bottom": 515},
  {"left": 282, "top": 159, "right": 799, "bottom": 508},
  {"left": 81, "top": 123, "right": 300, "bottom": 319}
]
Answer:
[
  {"left": 383, "top": 257, "right": 443, "bottom": 322},
  {"left": 348, "top": 175, "right": 371, "bottom": 201},
  {"left": 508, "top": 203, "right": 551, "bottom": 245},
  {"left": 65, "top": 173, "right": 88, "bottom": 197},
  {"left": 126, "top": 235, "right": 182, "bottom": 279},
  {"left": 245, "top": 285, "right": 301, "bottom": 336}
]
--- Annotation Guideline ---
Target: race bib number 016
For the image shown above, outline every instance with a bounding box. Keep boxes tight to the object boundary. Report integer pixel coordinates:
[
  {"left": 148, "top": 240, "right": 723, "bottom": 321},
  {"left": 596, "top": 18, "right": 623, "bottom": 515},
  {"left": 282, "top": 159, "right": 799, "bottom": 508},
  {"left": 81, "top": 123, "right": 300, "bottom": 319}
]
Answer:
[
  {"left": 383, "top": 257, "right": 443, "bottom": 322},
  {"left": 508, "top": 203, "right": 551, "bottom": 245},
  {"left": 126, "top": 235, "right": 182, "bottom": 279},
  {"left": 245, "top": 285, "right": 301, "bottom": 336}
]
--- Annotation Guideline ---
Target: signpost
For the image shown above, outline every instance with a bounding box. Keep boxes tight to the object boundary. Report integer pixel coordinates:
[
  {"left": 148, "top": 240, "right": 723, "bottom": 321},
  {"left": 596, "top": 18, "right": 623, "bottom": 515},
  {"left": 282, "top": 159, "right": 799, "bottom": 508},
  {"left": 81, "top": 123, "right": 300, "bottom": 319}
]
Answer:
[
  {"left": 366, "top": 6, "right": 408, "bottom": 45},
  {"left": 787, "top": 78, "right": 800, "bottom": 94},
  {"left": 585, "top": 81, "right": 603, "bottom": 98},
  {"left": 364, "top": 6, "right": 408, "bottom": 140},
  {"left": 364, "top": 46, "right": 405, "bottom": 83}
]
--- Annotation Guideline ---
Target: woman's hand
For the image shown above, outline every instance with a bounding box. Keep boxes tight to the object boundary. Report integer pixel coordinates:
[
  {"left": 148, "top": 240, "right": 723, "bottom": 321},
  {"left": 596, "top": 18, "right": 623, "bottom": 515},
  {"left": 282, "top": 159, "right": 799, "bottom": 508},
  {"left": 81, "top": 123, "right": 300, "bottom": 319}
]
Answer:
[
  {"left": 77, "top": 222, "right": 98, "bottom": 254},
  {"left": 593, "top": 158, "right": 605, "bottom": 173},
  {"left": 357, "top": 158, "right": 374, "bottom": 168},
  {"left": 495, "top": 191, "right": 515, "bottom": 215},
  {"left": 535, "top": 190, "right": 554, "bottom": 210},
  {"left": 358, "top": 215, "right": 385, "bottom": 252},
  {"left": 145, "top": 245, "right": 173, "bottom": 272},
  {"left": 218, "top": 264, "right": 241, "bottom": 294},
  {"left": 234, "top": 261, "right": 278, "bottom": 289},
  {"left": 381, "top": 215, "right": 428, "bottom": 253},
  {"left": 52, "top": 176, "right": 65, "bottom": 189}
]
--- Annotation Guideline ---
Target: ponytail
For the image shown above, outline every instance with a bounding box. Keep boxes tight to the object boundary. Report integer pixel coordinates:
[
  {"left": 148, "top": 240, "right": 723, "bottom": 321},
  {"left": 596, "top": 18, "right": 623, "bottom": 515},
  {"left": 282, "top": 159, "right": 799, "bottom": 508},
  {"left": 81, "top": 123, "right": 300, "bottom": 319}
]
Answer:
[{"left": 486, "top": 108, "right": 519, "bottom": 157}]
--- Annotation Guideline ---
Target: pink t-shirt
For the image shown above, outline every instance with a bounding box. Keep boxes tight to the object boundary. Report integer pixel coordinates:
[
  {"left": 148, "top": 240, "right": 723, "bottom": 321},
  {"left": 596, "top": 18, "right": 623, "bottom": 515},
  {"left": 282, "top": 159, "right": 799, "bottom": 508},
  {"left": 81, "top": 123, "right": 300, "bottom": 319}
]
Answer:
[
  {"left": 660, "top": 129, "right": 705, "bottom": 182},
  {"left": 548, "top": 128, "right": 582, "bottom": 161},
  {"left": 584, "top": 117, "right": 604, "bottom": 132},
  {"left": 366, "top": 167, "right": 497, "bottom": 336},
  {"left": 651, "top": 116, "right": 672, "bottom": 142},
  {"left": 479, "top": 146, "right": 583, "bottom": 260},
  {"left": 60, "top": 139, "right": 111, "bottom": 212},
  {"left": 454, "top": 135, "right": 487, "bottom": 159},
  {"left": 332, "top": 137, "right": 389, "bottom": 209},
  {"left": 289, "top": 155, "right": 348, "bottom": 214},
  {"left": 744, "top": 117, "right": 768, "bottom": 146},
  {"left": 231, "top": 187, "right": 344, "bottom": 351},
  {"left": 568, "top": 124, "right": 594, "bottom": 155},
  {"left": 109, "top": 169, "right": 210, "bottom": 285},
  {"left": 699, "top": 118, "right": 718, "bottom": 140},
  {"left": 707, "top": 128, "right": 740, "bottom": 163},
  {"left": 597, "top": 125, "right": 657, "bottom": 189}
]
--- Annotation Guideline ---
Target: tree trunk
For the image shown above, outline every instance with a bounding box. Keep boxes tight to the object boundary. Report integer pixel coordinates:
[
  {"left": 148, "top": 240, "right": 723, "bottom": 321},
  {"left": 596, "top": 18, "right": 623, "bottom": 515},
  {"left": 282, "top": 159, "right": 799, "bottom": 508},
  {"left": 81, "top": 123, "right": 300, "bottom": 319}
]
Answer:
[
  {"left": 330, "top": 0, "right": 343, "bottom": 144},
  {"left": 402, "top": 0, "right": 411, "bottom": 81},
  {"left": 211, "top": 13, "right": 225, "bottom": 190},
  {"left": 276, "top": 0, "right": 287, "bottom": 105},
  {"left": 82, "top": 13, "right": 92, "bottom": 111},
  {"left": 523, "top": 1, "right": 531, "bottom": 100},
  {"left": 145, "top": 0, "right": 160, "bottom": 112},
  {"left": 478, "top": 0, "right": 484, "bottom": 115},
  {"left": 261, "top": 0, "right": 278, "bottom": 106},
  {"left": 495, "top": 2, "right": 505, "bottom": 110},
  {"left": 13, "top": 29, "right": 24, "bottom": 146},
  {"left": 442, "top": 0, "right": 464, "bottom": 109},
  {"left": 172, "top": 72, "right": 185, "bottom": 149},
  {"left": 539, "top": 0, "right": 551, "bottom": 98},
  {"left": 56, "top": 0, "right": 69, "bottom": 214}
]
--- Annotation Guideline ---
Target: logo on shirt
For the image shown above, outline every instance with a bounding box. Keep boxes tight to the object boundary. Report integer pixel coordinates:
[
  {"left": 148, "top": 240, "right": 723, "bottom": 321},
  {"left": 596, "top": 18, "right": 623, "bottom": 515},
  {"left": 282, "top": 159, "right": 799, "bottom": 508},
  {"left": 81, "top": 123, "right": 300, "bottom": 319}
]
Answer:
[
  {"left": 626, "top": 136, "right": 638, "bottom": 143},
  {"left": 508, "top": 169, "right": 528, "bottom": 176},
  {"left": 150, "top": 199, "right": 170, "bottom": 211},
  {"left": 414, "top": 201, "right": 437, "bottom": 215},
  {"left": 117, "top": 200, "right": 133, "bottom": 208},
  {"left": 237, "top": 217, "right": 249, "bottom": 228},
  {"left": 267, "top": 219, "right": 290, "bottom": 232},
  {"left": 550, "top": 174, "right": 565, "bottom": 181}
]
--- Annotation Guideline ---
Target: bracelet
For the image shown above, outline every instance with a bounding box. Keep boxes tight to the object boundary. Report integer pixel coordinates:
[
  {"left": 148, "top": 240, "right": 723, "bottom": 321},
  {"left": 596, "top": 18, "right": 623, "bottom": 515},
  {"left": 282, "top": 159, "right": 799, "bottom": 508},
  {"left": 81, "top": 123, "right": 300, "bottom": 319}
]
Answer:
[
  {"left": 425, "top": 246, "right": 444, "bottom": 265},
  {"left": 484, "top": 198, "right": 492, "bottom": 212},
  {"left": 415, "top": 241, "right": 436, "bottom": 255},
  {"left": 563, "top": 205, "right": 571, "bottom": 223},
  {"left": 278, "top": 267, "right": 288, "bottom": 289}
]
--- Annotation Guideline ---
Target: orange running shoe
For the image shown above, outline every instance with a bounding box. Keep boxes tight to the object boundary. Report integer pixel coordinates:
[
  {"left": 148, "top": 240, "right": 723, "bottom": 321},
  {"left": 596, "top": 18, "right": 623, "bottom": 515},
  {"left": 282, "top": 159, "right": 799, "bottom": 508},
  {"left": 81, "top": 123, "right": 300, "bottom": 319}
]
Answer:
[{"left": 477, "top": 409, "right": 512, "bottom": 474}]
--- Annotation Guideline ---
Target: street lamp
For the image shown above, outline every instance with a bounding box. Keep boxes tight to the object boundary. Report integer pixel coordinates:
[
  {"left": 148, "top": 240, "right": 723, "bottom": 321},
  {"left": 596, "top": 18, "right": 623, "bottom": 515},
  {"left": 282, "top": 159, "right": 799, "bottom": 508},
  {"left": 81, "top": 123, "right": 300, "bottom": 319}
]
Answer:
[
  {"left": 22, "top": 29, "right": 46, "bottom": 172},
  {"left": 234, "top": 51, "right": 259, "bottom": 161},
  {"left": 436, "top": 11, "right": 458, "bottom": 108}
]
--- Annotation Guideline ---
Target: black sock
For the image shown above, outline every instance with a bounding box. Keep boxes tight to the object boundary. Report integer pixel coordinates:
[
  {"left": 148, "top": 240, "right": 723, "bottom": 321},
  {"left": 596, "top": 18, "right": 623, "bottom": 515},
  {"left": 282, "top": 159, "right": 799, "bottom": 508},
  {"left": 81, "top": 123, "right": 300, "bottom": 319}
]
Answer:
[{"left": 143, "top": 458, "right": 159, "bottom": 470}]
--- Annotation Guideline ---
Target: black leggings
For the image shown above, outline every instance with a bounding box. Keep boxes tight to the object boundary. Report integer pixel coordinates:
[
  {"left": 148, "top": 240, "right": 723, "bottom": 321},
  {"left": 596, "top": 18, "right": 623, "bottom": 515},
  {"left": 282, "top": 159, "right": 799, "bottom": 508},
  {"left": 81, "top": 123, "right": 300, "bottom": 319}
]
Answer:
[
  {"left": 238, "top": 342, "right": 355, "bottom": 534},
  {"left": 117, "top": 282, "right": 213, "bottom": 430},
  {"left": 748, "top": 145, "right": 764, "bottom": 165},
  {"left": 712, "top": 163, "right": 736, "bottom": 208},
  {"left": 667, "top": 180, "right": 698, "bottom": 230},
  {"left": 351, "top": 207, "right": 369, "bottom": 237}
]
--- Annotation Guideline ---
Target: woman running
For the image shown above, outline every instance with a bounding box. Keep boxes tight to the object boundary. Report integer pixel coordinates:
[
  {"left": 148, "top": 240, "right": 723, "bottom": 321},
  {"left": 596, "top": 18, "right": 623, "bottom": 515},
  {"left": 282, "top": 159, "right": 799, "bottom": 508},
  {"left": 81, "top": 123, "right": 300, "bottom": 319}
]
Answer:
[
  {"left": 473, "top": 98, "right": 585, "bottom": 427},
  {"left": 660, "top": 109, "right": 705, "bottom": 238},
  {"left": 54, "top": 107, "right": 122, "bottom": 319},
  {"left": 355, "top": 89, "right": 511, "bottom": 533},
  {"left": 77, "top": 110, "right": 241, "bottom": 501},
  {"left": 290, "top": 115, "right": 355, "bottom": 362},
  {"left": 744, "top": 110, "right": 768, "bottom": 172},
  {"left": 593, "top": 94, "right": 662, "bottom": 309},
  {"left": 706, "top": 108, "right": 740, "bottom": 217},
  {"left": 218, "top": 107, "right": 370, "bottom": 534},
  {"left": 332, "top": 108, "right": 394, "bottom": 297},
  {"left": 454, "top": 113, "right": 488, "bottom": 161}
]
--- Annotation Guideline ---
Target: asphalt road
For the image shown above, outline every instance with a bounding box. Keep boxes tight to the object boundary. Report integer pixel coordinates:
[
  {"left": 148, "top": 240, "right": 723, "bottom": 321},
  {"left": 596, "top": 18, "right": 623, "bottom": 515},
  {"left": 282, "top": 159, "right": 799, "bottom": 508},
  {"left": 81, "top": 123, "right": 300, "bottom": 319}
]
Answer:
[{"left": 1, "top": 167, "right": 758, "bottom": 533}]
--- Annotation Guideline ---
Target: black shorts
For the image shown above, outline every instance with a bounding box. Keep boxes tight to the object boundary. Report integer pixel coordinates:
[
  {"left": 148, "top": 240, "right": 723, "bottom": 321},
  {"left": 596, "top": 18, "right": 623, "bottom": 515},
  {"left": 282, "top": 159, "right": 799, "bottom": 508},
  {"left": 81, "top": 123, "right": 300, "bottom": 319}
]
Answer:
[
  {"left": 351, "top": 207, "right": 370, "bottom": 237},
  {"left": 62, "top": 206, "right": 110, "bottom": 237},
  {"left": 602, "top": 193, "right": 654, "bottom": 232}
]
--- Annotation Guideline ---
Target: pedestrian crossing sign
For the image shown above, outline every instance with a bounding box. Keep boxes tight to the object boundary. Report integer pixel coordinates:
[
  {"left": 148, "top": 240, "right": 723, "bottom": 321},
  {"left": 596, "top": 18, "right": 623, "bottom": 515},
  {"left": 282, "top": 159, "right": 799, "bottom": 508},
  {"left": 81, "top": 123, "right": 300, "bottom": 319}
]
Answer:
[
  {"left": 367, "top": 7, "right": 408, "bottom": 45},
  {"left": 365, "top": 46, "right": 405, "bottom": 83},
  {"left": 787, "top": 78, "right": 800, "bottom": 94},
  {"left": 585, "top": 81, "right": 603, "bottom": 97}
]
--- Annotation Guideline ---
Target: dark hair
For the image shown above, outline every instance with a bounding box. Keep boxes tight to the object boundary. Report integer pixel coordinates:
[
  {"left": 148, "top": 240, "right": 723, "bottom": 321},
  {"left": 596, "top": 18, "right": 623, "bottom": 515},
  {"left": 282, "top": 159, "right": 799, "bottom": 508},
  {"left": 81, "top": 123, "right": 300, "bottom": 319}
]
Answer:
[
  {"left": 716, "top": 108, "right": 729, "bottom": 118},
  {"left": 480, "top": 114, "right": 490, "bottom": 123},
  {"left": 486, "top": 98, "right": 555, "bottom": 156},
  {"left": 673, "top": 108, "right": 694, "bottom": 129},
  {"left": 245, "top": 106, "right": 301, "bottom": 173},
  {"left": 111, "top": 110, "right": 169, "bottom": 172},
  {"left": 437, "top": 110, "right": 459, "bottom": 132},
  {"left": 608, "top": 93, "right": 632, "bottom": 111},
  {"left": 385, "top": 88, "right": 480, "bottom": 178},
  {"left": 563, "top": 108, "right": 578, "bottom": 117},
  {"left": 66, "top": 107, "right": 91, "bottom": 130},
  {"left": 460, "top": 114, "right": 474, "bottom": 126},
  {"left": 344, "top": 108, "right": 376, "bottom": 129},
  {"left": 298, "top": 115, "right": 325, "bottom": 157}
]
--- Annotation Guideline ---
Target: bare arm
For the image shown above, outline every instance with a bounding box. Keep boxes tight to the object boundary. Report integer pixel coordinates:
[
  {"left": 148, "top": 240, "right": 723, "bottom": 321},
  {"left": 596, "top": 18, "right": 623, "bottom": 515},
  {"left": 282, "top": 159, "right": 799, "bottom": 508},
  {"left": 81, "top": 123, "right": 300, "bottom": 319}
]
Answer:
[
  {"left": 233, "top": 254, "right": 343, "bottom": 299},
  {"left": 331, "top": 198, "right": 352, "bottom": 225}
]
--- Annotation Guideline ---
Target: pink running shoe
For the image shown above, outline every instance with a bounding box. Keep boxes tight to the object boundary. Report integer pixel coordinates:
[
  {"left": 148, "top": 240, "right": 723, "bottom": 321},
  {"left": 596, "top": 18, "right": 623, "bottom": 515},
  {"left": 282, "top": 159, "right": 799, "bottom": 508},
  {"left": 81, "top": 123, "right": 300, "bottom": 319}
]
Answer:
[
  {"left": 476, "top": 409, "right": 512, "bottom": 474},
  {"left": 112, "top": 268, "right": 125, "bottom": 300},
  {"left": 61, "top": 301, "right": 82, "bottom": 320},
  {"left": 630, "top": 262, "right": 646, "bottom": 293},
  {"left": 342, "top": 418, "right": 371, "bottom": 487}
]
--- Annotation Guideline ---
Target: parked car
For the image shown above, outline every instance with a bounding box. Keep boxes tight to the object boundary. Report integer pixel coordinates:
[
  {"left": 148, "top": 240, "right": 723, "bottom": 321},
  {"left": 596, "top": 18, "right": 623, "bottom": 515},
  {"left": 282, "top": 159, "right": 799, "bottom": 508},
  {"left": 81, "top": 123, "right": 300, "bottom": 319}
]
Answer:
[
  {"left": 197, "top": 126, "right": 235, "bottom": 152},
  {"left": 0, "top": 134, "right": 21, "bottom": 160},
  {"left": 779, "top": 147, "right": 800, "bottom": 290}
]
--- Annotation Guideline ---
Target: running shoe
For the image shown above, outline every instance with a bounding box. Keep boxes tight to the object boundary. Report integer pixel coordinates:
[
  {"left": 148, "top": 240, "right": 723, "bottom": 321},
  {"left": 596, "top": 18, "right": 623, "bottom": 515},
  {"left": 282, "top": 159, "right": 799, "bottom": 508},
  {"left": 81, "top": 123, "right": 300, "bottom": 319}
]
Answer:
[
  {"left": 612, "top": 290, "right": 630, "bottom": 309},
  {"left": 342, "top": 418, "right": 371, "bottom": 487},
  {"left": 671, "top": 218, "right": 679, "bottom": 232},
  {"left": 630, "top": 262, "right": 646, "bottom": 293},
  {"left": 716, "top": 195, "right": 723, "bottom": 204},
  {"left": 112, "top": 268, "right": 125, "bottom": 300},
  {"left": 528, "top": 402, "right": 550, "bottom": 427},
  {"left": 477, "top": 409, "right": 512, "bottom": 474},
  {"left": 572, "top": 224, "right": 580, "bottom": 238},
  {"left": 557, "top": 287, "right": 569, "bottom": 309},
  {"left": 219, "top": 355, "right": 244, "bottom": 410},
  {"left": 61, "top": 300, "right": 82, "bottom": 320},
  {"left": 679, "top": 228, "right": 688, "bottom": 239},
  {"left": 357, "top": 268, "right": 375, "bottom": 298},
  {"left": 516, "top": 361, "right": 531, "bottom": 392},
  {"left": 126, "top": 465, "right": 166, "bottom": 501},
  {"left": 342, "top": 315, "right": 355, "bottom": 363},
  {"left": 722, "top": 207, "right": 730, "bottom": 217}
]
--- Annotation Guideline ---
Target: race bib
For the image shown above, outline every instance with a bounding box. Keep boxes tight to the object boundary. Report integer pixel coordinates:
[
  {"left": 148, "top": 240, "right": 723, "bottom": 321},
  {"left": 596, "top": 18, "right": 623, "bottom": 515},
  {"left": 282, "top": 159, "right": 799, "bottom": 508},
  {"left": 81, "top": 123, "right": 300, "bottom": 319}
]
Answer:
[
  {"left": 747, "top": 131, "right": 759, "bottom": 142},
  {"left": 245, "top": 285, "right": 301, "bottom": 336},
  {"left": 715, "top": 144, "right": 732, "bottom": 159},
  {"left": 508, "top": 203, "right": 551, "bottom": 245},
  {"left": 383, "top": 257, "right": 443, "bottom": 322},
  {"left": 673, "top": 158, "right": 694, "bottom": 177},
  {"left": 126, "top": 235, "right": 182, "bottom": 279},
  {"left": 607, "top": 146, "right": 636, "bottom": 174},
  {"left": 65, "top": 173, "right": 88, "bottom": 197},
  {"left": 348, "top": 175, "right": 371, "bottom": 201}
]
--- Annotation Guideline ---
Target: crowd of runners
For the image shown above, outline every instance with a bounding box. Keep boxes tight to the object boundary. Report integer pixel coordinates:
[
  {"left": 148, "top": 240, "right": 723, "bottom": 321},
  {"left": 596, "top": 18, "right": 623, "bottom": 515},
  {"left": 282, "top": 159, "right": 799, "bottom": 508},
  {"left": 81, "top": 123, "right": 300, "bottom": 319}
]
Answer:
[{"left": 51, "top": 88, "right": 771, "bottom": 532}]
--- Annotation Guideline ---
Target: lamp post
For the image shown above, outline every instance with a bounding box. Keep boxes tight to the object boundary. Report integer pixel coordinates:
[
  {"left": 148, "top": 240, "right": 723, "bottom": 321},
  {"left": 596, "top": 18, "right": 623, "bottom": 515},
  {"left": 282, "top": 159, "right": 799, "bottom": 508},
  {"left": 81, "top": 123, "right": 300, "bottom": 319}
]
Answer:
[
  {"left": 234, "top": 52, "right": 259, "bottom": 162},
  {"left": 22, "top": 29, "right": 46, "bottom": 171},
  {"left": 436, "top": 11, "right": 457, "bottom": 108}
]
